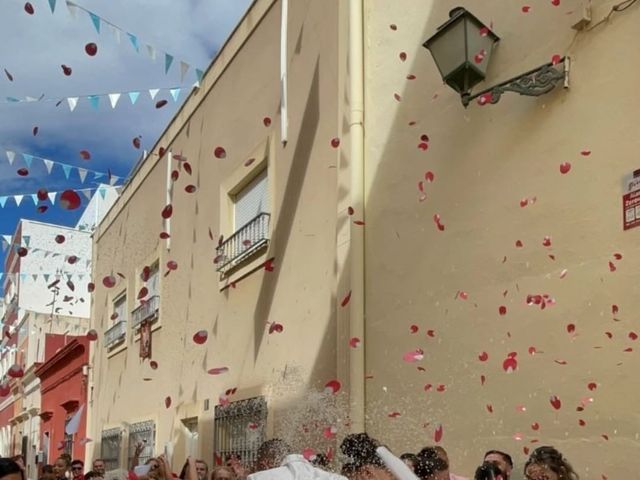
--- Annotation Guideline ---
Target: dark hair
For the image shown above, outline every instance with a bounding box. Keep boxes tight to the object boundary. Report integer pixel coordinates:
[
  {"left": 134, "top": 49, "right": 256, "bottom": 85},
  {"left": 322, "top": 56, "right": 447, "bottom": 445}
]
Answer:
[
  {"left": 311, "top": 454, "right": 329, "bottom": 469},
  {"left": 10, "top": 457, "right": 24, "bottom": 464},
  {"left": 525, "top": 446, "right": 579, "bottom": 480},
  {"left": 85, "top": 472, "right": 102, "bottom": 480},
  {"left": 484, "top": 451, "right": 513, "bottom": 468},
  {"left": 56, "top": 457, "right": 71, "bottom": 468},
  {"left": 42, "top": 466, "right": 54, "bottom": 475},
  {"left": 400, "top": 453, "right": 418, "bottom": 470},
  {"left": 415, "top": 447, "right": 448, "bottom": 479},
  {"left": 257, "top": 439, "right": 292, "bottom": 469},
  {"left": 474, "top": 462, "right": 503, "bottom": 480},
  {"left": 0, "top": 458, "right": 25, "bottom": 480},
  {"left": 71, "top": 461, "right": 84, "bottom": 468},
  {"left": 340, "top": 433, "right": 384, "bottom": 470}
]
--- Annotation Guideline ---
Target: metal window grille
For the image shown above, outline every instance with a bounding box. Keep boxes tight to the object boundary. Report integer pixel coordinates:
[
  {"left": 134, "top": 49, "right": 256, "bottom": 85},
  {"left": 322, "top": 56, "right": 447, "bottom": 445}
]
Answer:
[
  {"left": 214, "top": 397, "right": 267, "bottom": 469},
  {"left": 215, "top": 213, "right": 270, "bottom": 274},
  {"left": 101, "top": 428, "right": 122, "bottom": 472},
  {"left": 104, "top": 321, "right": 127, "bottom": 349},
  {"left": 128, "top": 421, "right": 155, "bottom": 467},
  {"left": 62, "top": 419, "right": 72, "bottom": 457},
  {"left": 131, "top": 295, "right": 160, "bottom": 330}
]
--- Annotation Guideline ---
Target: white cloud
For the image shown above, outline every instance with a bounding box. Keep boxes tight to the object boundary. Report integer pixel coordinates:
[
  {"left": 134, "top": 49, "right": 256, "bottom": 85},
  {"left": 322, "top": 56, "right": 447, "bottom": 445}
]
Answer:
[{"left": 0, "top": 0, "right": 253, "bottom": 194}]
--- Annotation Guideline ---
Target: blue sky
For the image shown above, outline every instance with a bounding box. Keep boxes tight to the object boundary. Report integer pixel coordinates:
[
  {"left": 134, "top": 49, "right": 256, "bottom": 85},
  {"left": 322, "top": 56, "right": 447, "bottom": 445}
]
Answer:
[{"left": 0, "top": 0, "right": 252, "bottom": 285}]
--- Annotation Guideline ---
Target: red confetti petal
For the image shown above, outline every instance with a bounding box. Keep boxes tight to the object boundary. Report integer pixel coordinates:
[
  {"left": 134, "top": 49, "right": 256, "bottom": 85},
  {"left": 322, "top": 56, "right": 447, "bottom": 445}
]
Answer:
[
  {"left": 331, "top": 138, "right": 341, "bottom": 149},
  {"left": 137, "top": 287, "right": 148, "bottom": 300},
  {"left": 520, "top": 198, "right": 529, "bottom": 208},
  {"left": 17, "top": 168, "right": 29, "bottom": 177},
  {"left": 324, "top": 379, "right": 341, "bottom": 394},
  {"left": 588, "top": 382, "right": 597, "bottom": 391},
  {"left": 349, "top": 337, "right": 361, "bottom": 348},
  {"left": 155, "top": 100, "right": 168, "bottom": 109},
  {"left": 185, "top": 185, "right": 197, "bottom": 193},
  {"left": 499, "top": 305, "right": 507, "bottom": 316},
  {"left": 24, "top": 2, "right": 34, "bottom": 14},
  {"left": 193, "top": 330, "right": 208, "bottom": 344},
  {"left": 406, "top": 74, "right": 416, "bottom": 80},
  {"left": 434, "top": 425, "right": 443, "bottom": 443},
  {"left": 37, "top": 205, "right": 48, "bottom": 213},
  {"left": 263, "top": 116, "right": 272, "bottom": 127},
  {"left": 605, "top": 331, "right": 613, "bottom": 339},
  {"left": 418, "top": 142, "right": 429, "bottom": 151},
  {"left": 410, "top": 324, "right": 419, "bottom": 334},
  {"left": 184, "top": 162, "right": 192, "bottom": 175},
  {"left": 86, "top": 329, "right": 98, "bottom": 341},
  {"left": 480, "top": 375, "right": 486, "bottom": 385},
  {"left": 32, "top": 126, "right": 39, "bottom": 136},
  {"left": 208, "top": 367, "right": 229, "bottom": 375},
  {"left": 436, "top": 384, "right": 446, "bottom": 392},
  {"left": 390, "top": 24, "right": 397, "bottom": 30},
  {"left": 458, "top": 291, "right": 468, "bottom": 300},
  {"left": 388, "top": 412, "right": 401, "bottom": 418},
  {"left": 613, "top": 252, "right": 623, "bottom": 260},
  {"left": 567, "top": 324, "right": 576, "bottom": 334},
  {"left": 264, "top": 258, "right": 275, "bottom": 271},
  {"left": 542, "top": 236, "right": 552, "bottom": 247},
  {"left": 214, "top": 146, "right": 227, "bottom": 158},
  {"left": 549, "top": 395, "right": 562, "bottom": 410},
  {"left": 159, "top": 232, "right": 170, "bottom": 239},
  {"left": 61, "top": 65, "right": 72, "bottom": 76},
  {"left": 486, "top": 404, "right": 493, "bottom": 413},
  {"left": 341, "top": 290, "right": 352, "bottom": 307},
  {"left": 479, "top": 27, "right": 490, "bottom": 37},
  {"left": 353, "top": 220, "right": 365, "bottom": 226},
  {"left": 425, "top": 171, "right": 435, "bottom": 182},
  {"left": 67, "top": 255, "right": 78, "bottom": 264},
  {"left": 394, "top": 93, "right": 402, "bottom": 102},
  {"left": 551, "top": 54, "right": 561, "bottom": 65},
  {"left": 59, "top": 190, "right": 82, "bottom": 210},
  {"left": 608, "top": 261, "right": 616, "bottom": 272},
  {"left": 502, "top": 356, "right": 518, "bottom": 373},
  {"left": 79, "top": 150, "right": 92, "bottom": 160},
  {"left": 133, "top": 137, "right": 141, "bottom": 149},
  {"left": 474, "top": 49, "right": 486, "bottom": 64},
  {"left": 164, "top": 396, "right": 172, "bottom": 408},
  {"left": 629, "top": 331, "right": 638, "bottom": 340},
  {"left": 578, "top": 419, "right": 586, "bottom": 427},
  {"left": 102, "top": 275, "right": 116, "bottom": 288},
  {"left": 531, "top": 422, "right": 540, "bottom": 431},
  {"left": 427, "top": 329, "right": 436, "bottom": 337},
  {"left": 559, "top": 162, "right": 571, "bottom": 174},
  {"left": 551, "top": 0, "right": 560, "bottom": 5},
  {"left": 399, "top": 52, "right": 407, "bottom": 62},
  {"left": 150, "top": 360, "right": 158, "bottom": 370},
  {"left": 4, "top": 69, "right": 14, "bottom": 81},
  {"left": 580, "top": 150, "right": 591, "bottom": 156},
  {"left": 87, "top": 282, "right": 95, "bottom": 293},
  {"left": 522, "top": 5, "right": 531, "bottom": 13},
  {"left": 478, "top": 351, "right": 489, "bottom": 362},
  {"left": 85, "top": 43, "right": 98, "bottom": 56},
  {"left": 37, "top": 188, "right": 48, "bottom": 201},
  {"left": 347, "top": 206, "right": 355, "bottom": 216},
  {"left": 166, "top": 261, "right": 178, "bottom": 271},
  {"left": 268, "top": 322, "right": 284, "bottom": 334},
  {"left": 8, "top": 365, "right": 24, "bottom": 378},
  {"left": 161, "top": 204, "right": 173, "bottom": 219},
  {"left": 515, "top": 240, "right": 524, "bottom": 248}
]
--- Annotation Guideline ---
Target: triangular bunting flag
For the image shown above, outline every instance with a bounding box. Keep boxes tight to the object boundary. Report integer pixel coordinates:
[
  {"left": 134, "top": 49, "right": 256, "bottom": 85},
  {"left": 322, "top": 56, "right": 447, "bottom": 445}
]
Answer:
[
  {"left": 0, "top": 274, "right": 3, "bottom": 281},
  {"left": 88, "top": 95, "right": 100, "bottom": 110},
  {"left": 78, "top": 168, "right": 88, "bottom": 183},
  {"left": 81, "top": 189, "right": 93, "bottom": 201},
  {"left": 0, "top": 197, "right": 7, "bottom": 208},
  {"left": 2, "top": 235, "right": 11, "bottom": 245},
  {"left": 43, "top": 274, "right": 50, "bottom": 283},
  {"left": 128, "top": 91, "right": 140, "bottom": 105},
  {"left": 6, "top": 151, "right": 15, "bottom": 165},
  {"left": 48, "top": 0, "right": 56, "bottom": 13},
  {"left": 89, "top": 12, "right": 101, "bottom": 33},
  {"left": 43, "top": 159, "right": 54, "bottom": 174},
  {"left": 31, "top": 194, "right": 38, "bottom": 206},
  {"left": 195, "top": 69, "right": 204, "bottom": 85},
  {"left": 23, "top": 236, "right": 30, "bottom": 247},
  {"left": 20, "top": 273, "right": 27, "bottom": 283},
  {"left": 14, "top": 195, "right": 23, "bottom": 207},
  {"left": 48, "top": 192, "right": 57, "bottom": 203},
  {"left": 25, "top": 96, "right": 40, "bottom": 102},
  {"left": 149, "top": 89, "right": 160, "bottom": 100},
  {"left": 98, "top": 188, "right": 106, "bottom": 200},
  {"left": 164, "top": 54, "right": 174, "bottom": 74},
  {"left": 62, "top": 164, "right": 72, "bottom": 179},
  {"left": 180, "top": 61, "right": 190, "bottom": 83},
  {"left": 109, "top": 176, "right": 120, "bottom": 186},
  {"left": 67, "top": 97, "right": 78, "bottom": 112},
  {"left": 127, "top": 33, "right": 139, "bottom": 52},
  {"left": 65, "top": 0, "right": 78, "bottom": 18},
  {"left": 32, "top": 274, "right": 38, "bottom": 282},
  {"left": 22, "top": 153, "right": 33, "bottom": 168},
  {"left": 93, "top": 172, "right": 105, "bottom": 181},
  {"left": 170, "top": 88, "right": 181, "bottom": 102},
  {"left": 108, "top": 93, "right": 121, "bottom": 109},
  {"left": 146, "top": 44, "right": 157, "bottom": 61}
]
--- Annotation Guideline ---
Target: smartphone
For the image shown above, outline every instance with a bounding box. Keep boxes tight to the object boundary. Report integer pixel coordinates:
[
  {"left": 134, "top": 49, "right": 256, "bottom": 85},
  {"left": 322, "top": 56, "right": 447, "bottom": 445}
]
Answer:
[
  {"left": 178, "top": 461, "right": 189, "bottom": 480},
  {"left": 133, "top": 465, "right": 151, "bottom": 477}
]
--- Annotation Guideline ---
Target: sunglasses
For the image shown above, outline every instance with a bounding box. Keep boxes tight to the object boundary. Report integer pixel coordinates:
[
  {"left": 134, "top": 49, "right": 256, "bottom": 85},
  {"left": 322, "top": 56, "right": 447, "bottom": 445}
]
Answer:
[{"left": 72, "top": 468, "right": 83, "bottom": 471}]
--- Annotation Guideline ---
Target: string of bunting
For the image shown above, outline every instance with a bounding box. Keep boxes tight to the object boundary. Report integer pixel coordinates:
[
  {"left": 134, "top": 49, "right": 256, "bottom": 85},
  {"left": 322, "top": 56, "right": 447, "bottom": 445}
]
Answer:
[
  {"left": 54, "top": 0, "right": 205, "bottom": 84},
  {"left": 0, "top": 185, "right": 120, "bottom": 209},
  {"left": 3, "top": 84, "right": 195, "bottom": 110},
  {"left": 0, "top": 237, "right": 93, "bottom": 264},
  {"left": 0, "top": 272, "right": 90, "bottom": 283},
  {"left": 2, "top": 148, "right": 122, "bottom": 184}
]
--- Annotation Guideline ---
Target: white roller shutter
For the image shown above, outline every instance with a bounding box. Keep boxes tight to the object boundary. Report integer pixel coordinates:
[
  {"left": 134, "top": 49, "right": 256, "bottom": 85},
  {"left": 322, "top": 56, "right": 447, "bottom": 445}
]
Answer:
[{"left": 234, "top": 169, "right": 269, "bottom": 230}]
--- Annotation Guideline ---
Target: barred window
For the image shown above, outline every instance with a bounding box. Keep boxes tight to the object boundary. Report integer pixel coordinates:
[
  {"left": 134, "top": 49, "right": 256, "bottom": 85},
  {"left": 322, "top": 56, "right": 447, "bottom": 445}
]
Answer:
[
  {"left": 234, "top": 169, "right": 269, "bottom": 231},
  {"left": 214, "top": 397, "right": 267, "bottom": 468},
  {"left": 101, "top": 428, "right": 122, "bottom": 472},
  {"left": 128, "top": 421, "right": 156, "bottom": 467}
]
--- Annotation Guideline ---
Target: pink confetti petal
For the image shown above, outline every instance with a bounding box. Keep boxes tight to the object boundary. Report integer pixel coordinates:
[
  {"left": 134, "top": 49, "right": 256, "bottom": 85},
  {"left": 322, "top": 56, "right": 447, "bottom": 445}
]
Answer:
[
  {"left": 403, "top": 349, "right": 424, "bottom": 363},
  {"left": 324, "top": 379, "right": 341, "bottom": 394},
  {"left": 349, "top": 337, "right": 361, "bottom": 348},
  {"left": 458, "top": 291, "right": 468, "bottom": 300},
  {"left": 193, "top": 330, "right": 208, "bottom": 344},
  {"left": 559, "top": 162, "right": 571, "bottom": 174},
  {"left": 323, "top": 426, "right": 337, "bottom": 439},
  {"left": 551, "top": 54, "right": 562, "bottom": 65},
  {"left": 207, "top": 367, "right": 229, "bottom": 375},
  {"left": 479, "top": 27, "right": 490, "bottom": 37},
  {"left": 502, "top": 356, "right": 518, "bottom": 373}
]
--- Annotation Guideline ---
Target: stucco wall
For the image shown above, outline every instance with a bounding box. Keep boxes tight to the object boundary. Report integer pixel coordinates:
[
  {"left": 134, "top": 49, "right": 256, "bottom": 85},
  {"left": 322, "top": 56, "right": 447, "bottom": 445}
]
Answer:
[
  {"left": 364, "top": 0, "right": 640, "bottom": 478},
  {"left": 88, "top": 0, "right": 348, "bottom": 467}
]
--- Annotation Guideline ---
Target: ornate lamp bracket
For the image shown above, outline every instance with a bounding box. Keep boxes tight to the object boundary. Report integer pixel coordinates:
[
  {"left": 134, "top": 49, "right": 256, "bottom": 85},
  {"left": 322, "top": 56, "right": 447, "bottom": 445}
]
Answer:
[{"left": 463, "top": 56, "right": 570, "bottom": 107}]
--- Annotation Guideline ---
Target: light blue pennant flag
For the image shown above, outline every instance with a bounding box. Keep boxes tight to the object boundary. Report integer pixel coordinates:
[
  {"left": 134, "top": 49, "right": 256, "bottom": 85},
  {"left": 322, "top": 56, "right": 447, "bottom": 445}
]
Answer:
[
  {"left": 94, "top": 172, "right": 105, "bottom": 181},
  {"left": 127, "top": 33, "right": 139, "bottom": 52},
  {"left": 195, "top": 69, "right": 204, "bottom": 84},
  {"left": 23, "top": 235, "right": 30, "bottom": 247},
  {"left": 128, "top": 91, "right": 140, "bottom": 104},
  {"left": 164, "top": 54, "right": 174, "bottom": 74},
  {"left": 98, "top": 188, "right": 106, "bottom": 199},
  {"left": 48, "top": 0, "right": 56, "bottom": 13},
  {"left": 31, "top": 194, "right": 38, "bottom": 205},
  {"left": 170, "top": 88, "right": 181, "bottom": 102},
  {"left": 22, "top": 153, "right": 33, "bottom": 168},
  {"left": 89, "top": 12, "right": 101, "bottom": 33},
  {"left": 88, "top": 95, "right": 100, "bottom": 110},
  {"left": 62, "top": 164, "right": 72, "bottom": 179},
  {"left": 0, "top": 197, "right": 7, "bottom": 208}
]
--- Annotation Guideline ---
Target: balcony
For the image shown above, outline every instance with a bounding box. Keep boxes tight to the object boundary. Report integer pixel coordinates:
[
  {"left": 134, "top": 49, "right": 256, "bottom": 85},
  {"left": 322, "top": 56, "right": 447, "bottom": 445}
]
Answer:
[
  {"left": 131, "top": 295, "right": 160, "bottom": 330},
  {"left": 215, "top": 213, "right": 270, "bottom": 274},
  {"left": 104, "top": 321, "right": 126, "bottom": 349}
]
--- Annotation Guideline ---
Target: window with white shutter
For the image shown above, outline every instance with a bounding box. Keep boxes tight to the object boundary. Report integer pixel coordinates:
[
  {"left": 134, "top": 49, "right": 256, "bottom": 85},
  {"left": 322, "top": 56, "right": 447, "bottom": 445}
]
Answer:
[{"left": 233, "top": 169, "right": 269, "bottom": 230}]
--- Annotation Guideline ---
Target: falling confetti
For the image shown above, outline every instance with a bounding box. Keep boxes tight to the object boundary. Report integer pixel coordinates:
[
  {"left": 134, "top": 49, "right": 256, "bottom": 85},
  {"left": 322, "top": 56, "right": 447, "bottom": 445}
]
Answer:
[
  {"left": 86, "top": 330, "right": 98, "bottom": 341},
  {"left": 214, "top": 146, "right": 227, "bottom": 158},
  {"left": 161, "top": 204, "right": 173, "bottom": 219},
  {"left": 17, "top": 168, "right": 29, "bottom": 177},
  {"left": 102, "top": 275, "right": 116, "bottom": 288},
  {"left": 85, "top": 43, "right": 98, "bottom": 56},
  {"left": 4, "top": 69, "right": 14, "bottom": 81},
  {"left": 549, "top": 395, "right": 562, "bottom": 410},
  {"left": 207, "top": 367, "right": 229, "bottom": 375},
  {"left": 559, "top": 162, "right": 571, "bottom": 174},
  {"left": 192, "top": 330, "right": 208, "bottom": 344},
  {"left": 434, "top": 424, "right": 443, "bottom": 443},
  {"left": 59, "top": 190, "right": 82, "bottom": 210},
  {"left": 349, "top": 337, "right": 361, "bottom": 348},
  {"left": 32, "top": 126, "right": 39, "bottom": 136},
  {"left": 155, "top": 100, "right": 168, "bottom": 109},
  {"left": 263, "top": 117, "right": 272, "bottom": 127},
  {"left": 79, "top": 150, "right": 91, "bottom": 160},
  {"left": 324, "top": 380, "right": 341, "bottom": 394},
  {"left": 133, "top": 137, "right": 142, "bottom": 149},
  {"left": 522, "top": 5, "right": 531, "bottom": 13},
  {"left": 268, "top": 322, "right": 284, "bottom": 334},
  {"left": 61, "top": 65, "right": 72, "bottom": 76},
  {"left": 24, "top": 2, "right": 34, "bottom": 14},
  {"left": 478, "top": 352, "right": 489, "bottom": 362},
  {"left": 330, "top": 138, "right": 341, "bottom": 149},
  {"left": 341, "top": 290, "right": 352, "bottom": 307},
  {"left": 399, "top": 52, "right": 407, "bottom": 62},
  {"left": 164, "top": 396, "right": 172, "bottom": 408}
]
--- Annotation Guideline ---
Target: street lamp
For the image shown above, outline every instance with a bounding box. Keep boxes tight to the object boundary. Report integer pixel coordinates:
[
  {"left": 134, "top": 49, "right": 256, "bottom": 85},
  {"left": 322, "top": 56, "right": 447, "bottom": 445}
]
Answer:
[{"left": 423, "top": 7, "right": 570, "bottom": 107}]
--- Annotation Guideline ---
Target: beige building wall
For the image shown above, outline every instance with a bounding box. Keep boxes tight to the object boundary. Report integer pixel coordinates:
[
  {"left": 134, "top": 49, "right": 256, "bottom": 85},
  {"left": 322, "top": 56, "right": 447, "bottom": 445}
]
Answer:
[
  {"left": 364, "top": 0, "right": 640, "bottom": 478},
  {"left": 87, "top": 0, "right": 354, "bottom": 471}
]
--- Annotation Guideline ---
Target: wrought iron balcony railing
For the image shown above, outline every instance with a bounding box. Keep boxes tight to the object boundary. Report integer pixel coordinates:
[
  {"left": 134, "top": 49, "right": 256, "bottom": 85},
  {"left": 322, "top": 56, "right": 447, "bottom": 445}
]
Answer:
[
  {"left": 215, "top": 213, "right": 270, "bottom": 274},
  {"left": 104, "top": 321, "right": 127, "bottom": 349},
  {"left": 131, "top": 295, "right": 160, "bottom": 330}
]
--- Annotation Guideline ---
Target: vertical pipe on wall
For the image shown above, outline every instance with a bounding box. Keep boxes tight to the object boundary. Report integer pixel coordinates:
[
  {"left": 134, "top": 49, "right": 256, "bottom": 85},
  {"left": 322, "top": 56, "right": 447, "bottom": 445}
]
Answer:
[
  {"left": 348, "top": 0, "right": 365, "bottom": 432},
  {"left": 280, "top": 0, "right": 289, "bottom": 145}
]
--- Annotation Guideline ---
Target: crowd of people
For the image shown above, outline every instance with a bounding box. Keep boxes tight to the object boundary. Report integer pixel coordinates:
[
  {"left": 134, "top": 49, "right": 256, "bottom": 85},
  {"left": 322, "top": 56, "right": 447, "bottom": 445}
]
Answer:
[{"left": 0, "top": 433, "right": 579, "bottom": 480}]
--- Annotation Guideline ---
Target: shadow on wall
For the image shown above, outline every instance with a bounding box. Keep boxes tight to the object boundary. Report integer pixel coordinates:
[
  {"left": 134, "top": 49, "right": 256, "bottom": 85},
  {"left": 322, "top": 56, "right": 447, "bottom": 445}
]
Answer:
[{"left": 252, "top": 58, "right": 321, "bottom": 362}]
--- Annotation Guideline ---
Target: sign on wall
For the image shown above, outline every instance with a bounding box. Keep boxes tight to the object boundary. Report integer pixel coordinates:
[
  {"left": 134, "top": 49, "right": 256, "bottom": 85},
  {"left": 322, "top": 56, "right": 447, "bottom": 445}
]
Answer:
[{"left": 623, "top": 169, "right": 640, "bottom": 231}]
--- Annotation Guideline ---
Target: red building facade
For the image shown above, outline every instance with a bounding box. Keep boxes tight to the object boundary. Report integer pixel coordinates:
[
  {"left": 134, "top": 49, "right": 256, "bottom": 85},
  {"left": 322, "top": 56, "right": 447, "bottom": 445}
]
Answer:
[{"left": 35, "top": 336, "right": 89, "bottom": 464}]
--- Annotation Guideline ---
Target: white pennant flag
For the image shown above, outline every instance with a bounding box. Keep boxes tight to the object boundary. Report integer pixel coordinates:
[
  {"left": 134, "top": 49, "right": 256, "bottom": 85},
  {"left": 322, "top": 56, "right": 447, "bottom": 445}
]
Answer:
[
  {"left": 180, "top": 61, "right": 190, "bottom": 83},
  {"left": 65, "top": 405, "right": 85, "bottom": 435},
  {"left": 48, "top": 192, "right": 57, "bottom": 204},
  {"left": 109, "top": 176, "right": 120, "bottom": 186},
  {"left": 148, "top": 88, "right": 160, "bottom": 100},
  {"left": 65, "top": 0, "right": 78, "bottom": 18},
  {"left": 25, "top": 96, "right": 39, "bottom": 102},
  {"left": 81, "top": 189, "right": 93, "bottom": 201},
  {"left": 43, "top": 159, "right": 54, "bottom": 174},
  {"left": 108, "top": 93, "right": 121, "bottom": 109},
  {"left": 109, "top": 24, "right": 121, "bottom": 45},
  {"left": 6, "top": 151, "right": 15, "bottom": 165},
  {"left": 67, "top": 97, "right": 79, "bottom": 112},
  {"left": 14, "top": 195, "right": 23, "bottom": 206},
  {"left": 78, "top": 168, "right": 88, "bottom": 183},
  {"left": 146, "top": 44, "right": 157, "bottom": 61}
]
